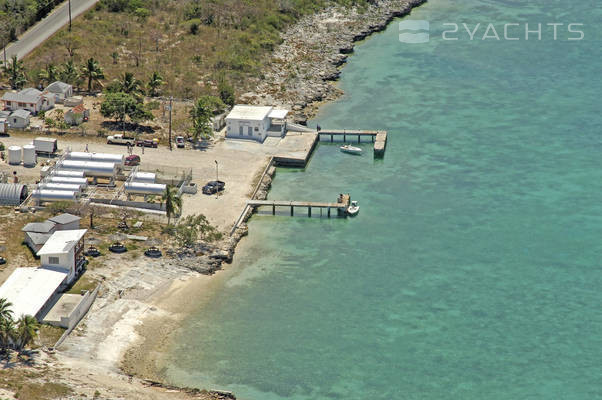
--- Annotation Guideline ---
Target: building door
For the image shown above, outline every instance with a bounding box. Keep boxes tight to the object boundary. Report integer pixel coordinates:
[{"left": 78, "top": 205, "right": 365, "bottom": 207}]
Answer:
[
  {"left": 239, "top": 125, "right": 243, "bottom": 136},
  {"left": 248, "top": 126, "right": 253, "bottom": 136}
]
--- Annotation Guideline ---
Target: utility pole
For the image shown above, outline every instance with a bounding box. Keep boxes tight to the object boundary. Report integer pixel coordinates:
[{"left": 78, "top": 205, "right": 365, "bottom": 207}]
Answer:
[
  {"left": 68, "top": 0, "right": 72, "bottom": 32},
  {"left": 168, "top": 97, "right": 173, "bottom": 151},
  {"left": 215, "top": 160, "right": 219, "bottom": 181}
]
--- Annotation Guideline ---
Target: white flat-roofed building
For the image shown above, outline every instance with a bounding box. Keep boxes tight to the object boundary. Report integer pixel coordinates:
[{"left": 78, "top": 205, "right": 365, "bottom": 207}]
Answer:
[
  {"left": 225, "top": 105, "right": 289, "bottom": 142},
  {"left": 0, "top": 267, "right": 68, "bottom": 319},
  {"left": 37, "top": 229, "right": 87, "bottom": 284}
]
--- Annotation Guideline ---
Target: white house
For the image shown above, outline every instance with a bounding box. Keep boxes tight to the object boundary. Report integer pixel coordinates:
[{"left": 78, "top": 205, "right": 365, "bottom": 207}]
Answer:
[
  {"left": 45, "top": 81, "right": 73, "bottom": 103},
  {"left": 37, "top": 229, "right": 87, "bottom": 285},
  {"left": 8, "top": 109, "right": 31, "bottom": 129},
  {"left": 225, "top": 105, "right": 289, "bottom": 142},
  {"left": 1, "top": 88, "right": 54, "bottom": 114}
]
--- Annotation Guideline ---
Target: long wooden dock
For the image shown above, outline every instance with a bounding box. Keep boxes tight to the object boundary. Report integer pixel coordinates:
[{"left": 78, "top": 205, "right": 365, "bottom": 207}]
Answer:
[
  {"left": 247, "top": 194, "right": 351, "bottom": 218},
  {"left": 317, "top": 130, "right": 388, "bottom": 157}
]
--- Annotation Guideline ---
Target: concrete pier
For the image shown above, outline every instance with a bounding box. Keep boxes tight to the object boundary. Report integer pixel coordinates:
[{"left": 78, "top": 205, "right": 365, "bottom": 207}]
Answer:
[
  {"left": 247, "top": 194, "right": 351, "bottom": 218},
  {"left": 317, "top": 129, "right": 388, "bottom": 157}
]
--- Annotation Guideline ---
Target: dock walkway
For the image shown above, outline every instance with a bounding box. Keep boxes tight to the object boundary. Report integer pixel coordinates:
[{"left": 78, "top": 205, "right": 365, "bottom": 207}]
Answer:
[
  {"left": 317, "top": 130, "right": 387, "bottom": 157},
  {"left": 247, "top": 194, "right": 350, "bottom": 218}
]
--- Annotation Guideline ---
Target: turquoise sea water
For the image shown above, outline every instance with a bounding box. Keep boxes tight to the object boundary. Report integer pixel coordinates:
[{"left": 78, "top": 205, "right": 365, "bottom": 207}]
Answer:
[{"left": 164, "top": 1, "right": 602, "bottom": 398}]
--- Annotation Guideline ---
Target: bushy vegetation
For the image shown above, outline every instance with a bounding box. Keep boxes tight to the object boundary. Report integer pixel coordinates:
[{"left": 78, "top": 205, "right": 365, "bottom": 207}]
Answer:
[
  {"left": 0, "top": 298, "right": 39, "bottom": 354},
  {"left": 20, "top": 0, "right": 372, "bottom": 99},
  {"left": 0, "top": 0, "right": 65, "bottom": 46}
]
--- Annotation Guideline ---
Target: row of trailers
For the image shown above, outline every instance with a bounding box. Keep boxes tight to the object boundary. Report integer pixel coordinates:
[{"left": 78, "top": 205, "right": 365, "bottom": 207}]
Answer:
[{"left": 33, "top": 151, "right": 167, "bottom": 205}]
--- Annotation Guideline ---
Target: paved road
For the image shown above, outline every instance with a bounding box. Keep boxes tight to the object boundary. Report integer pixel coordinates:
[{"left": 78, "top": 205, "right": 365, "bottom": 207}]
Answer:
[{"left": 4, "top": 0, "right": 99, "bottom": 61}]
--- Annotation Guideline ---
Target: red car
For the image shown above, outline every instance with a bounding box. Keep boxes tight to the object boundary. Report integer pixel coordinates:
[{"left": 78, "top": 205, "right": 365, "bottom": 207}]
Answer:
[{"left": 125, "top": 154, "right": 141, "bottom": 166}]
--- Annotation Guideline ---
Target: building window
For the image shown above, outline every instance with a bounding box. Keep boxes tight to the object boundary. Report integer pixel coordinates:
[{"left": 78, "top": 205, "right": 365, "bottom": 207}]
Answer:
[
  {"left": 49, "top": 256, "right": 60, "bottom": 264},
  {"left": 254, "top": 127, "right": 259, "bottom": 132}
]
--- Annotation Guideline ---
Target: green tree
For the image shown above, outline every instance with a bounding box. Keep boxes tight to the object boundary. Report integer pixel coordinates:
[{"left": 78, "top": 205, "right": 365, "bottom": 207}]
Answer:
[
  {"left": 38, "top": 63, "right": 58, "bottom": 86},
  {"left": 100, "top": 92, "right": 153, "bottom": 124},
  {"left": 218, "top": 77, "right": 235, "bottom": 107},
  {"left": 174, "top": 214, "right": 222, "bottom": 247},
  {"left": 190, "top": 95, "right": 223, "bottom": 141},
  {"left": 59, "top": 59, "right": 80, "bottom": 86},
  {"left": 0, "top": 318, "right": 15, "bottom": 353},
  {"left": 80, "top": 57, "right": 105, "bottom": 92},
  {"left": 2, "top": 56, "right": 27, "bottom": 89},
  {"left": 162, "top": 185, "right": 182, "bottom": 226},
  {"left": 0, "top": 298, "right": 13, "bottom": 323},
  {"left": 147, "top": 71, "right": 164, "bottom": 97},
  {"left": 14, "top": 315, "right": 39, "bottom": 352},
  {"left": 116, "top": 71, "right": 144, "bottom": 98}
]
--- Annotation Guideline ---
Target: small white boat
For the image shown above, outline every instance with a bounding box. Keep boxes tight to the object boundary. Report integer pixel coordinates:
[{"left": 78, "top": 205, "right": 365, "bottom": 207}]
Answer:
[
  {"left": 347, "top": 200, "right": 360, "bottom": 216},
  {"left": 340, "top": 145, "right": 362, "bottom": 155}
]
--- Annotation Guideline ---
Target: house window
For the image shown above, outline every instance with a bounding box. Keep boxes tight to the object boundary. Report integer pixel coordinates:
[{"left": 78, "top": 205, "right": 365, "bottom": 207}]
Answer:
[
  {"left": 49, "top": 256, "right": 60, "bottom": 264},
  {"left": 254, "top": 127, "right": 259, "bottom": 132}
]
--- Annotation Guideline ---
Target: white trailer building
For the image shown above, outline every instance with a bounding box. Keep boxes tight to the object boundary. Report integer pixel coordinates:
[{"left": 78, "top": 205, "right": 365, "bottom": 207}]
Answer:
[
  {"left": 225, "top": 105, "right": 289, "bottom": 142},
  {"left": 0, "top": 267, "right": 68, "bottom": 320}
]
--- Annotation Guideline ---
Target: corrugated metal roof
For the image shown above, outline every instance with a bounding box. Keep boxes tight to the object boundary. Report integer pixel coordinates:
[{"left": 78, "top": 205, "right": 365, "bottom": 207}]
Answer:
[
  {"left": 11, "top": 109, "right": 32, "bottom": 119},
  {"left": 22, "top": 221, "right": 56, "bottom": 233},
  {"left": 46, "top": 81, "right": 72, "bottom": 93},
  {"left": 48, "top": 213, "right": 81, "bottom": 225},
  {"left": 0, "top": 183, "right": 27, "bottom": 205},
  {"left": 25, "top": 232, "right": 53, "bottom": 245}
]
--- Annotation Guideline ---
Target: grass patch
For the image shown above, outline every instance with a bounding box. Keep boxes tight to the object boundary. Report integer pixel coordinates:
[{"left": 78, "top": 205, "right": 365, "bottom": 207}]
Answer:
[
  {"left": 66, "top": 272, "right": 99, "bottom": 295},
  {"left": 15, "top": 382, "right": 72, "bottom": 400},
  {"left": 37, "top": 324, "right": 66, "bottom": 348},
  {"left": 0, "top": 369, "right": 72, "bottom": 400},
  {"left": 19, "top": 0, "right": 372, "bottom": 100}
]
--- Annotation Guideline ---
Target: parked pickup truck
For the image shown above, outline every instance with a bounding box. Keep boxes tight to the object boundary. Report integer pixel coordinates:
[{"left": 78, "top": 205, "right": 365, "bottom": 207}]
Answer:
[{"left": 107, "top": 134, "right": 136, "bottom": 146}]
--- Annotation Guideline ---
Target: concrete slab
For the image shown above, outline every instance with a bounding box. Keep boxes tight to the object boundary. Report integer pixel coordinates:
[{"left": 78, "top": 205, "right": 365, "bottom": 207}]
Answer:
[{"left": 43, "top": 293, "right": 84, "bottom": 326}]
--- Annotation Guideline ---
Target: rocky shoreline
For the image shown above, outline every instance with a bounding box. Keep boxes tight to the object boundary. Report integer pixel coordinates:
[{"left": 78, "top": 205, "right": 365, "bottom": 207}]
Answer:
[{"left": 242, "top": 0, "right": 427, "bottom": 123}]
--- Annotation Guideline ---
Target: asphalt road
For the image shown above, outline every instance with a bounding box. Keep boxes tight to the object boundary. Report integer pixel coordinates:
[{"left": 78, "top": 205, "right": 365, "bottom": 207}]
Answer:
[{"left": 4, "top": 0, "right": 99, "bottom": 61}]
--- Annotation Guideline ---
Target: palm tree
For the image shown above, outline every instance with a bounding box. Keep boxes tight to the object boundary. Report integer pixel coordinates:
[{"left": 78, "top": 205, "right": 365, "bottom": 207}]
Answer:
[
  {"left": 0, "top": 318, "right": 15, "bottom": 353},
  {"left": 118, "top": 72, "right": 144, "bottom": 98},
  {"left": 2, "top": 56, "right": 27, "bottom": 89},
  {"left": 14, "top": 315, "right": 38, "bottom": 352},
  {"left": 59, "top": 59, "right": 79, "bottom": 86},
  {"left": 162, "top": 186, "right": 182, "bottom": 225},
  {"left": 38, "top": 63, "right": 58, "bottom": 86},
  {"left": 0, "top": 298, "right": 13, "bottom": 322},
  {"left": 80, "top": 57, "right": 104, "bottom": 93},
  {"left": 147, "top": 71, "right": 164, "bottom": 97}
]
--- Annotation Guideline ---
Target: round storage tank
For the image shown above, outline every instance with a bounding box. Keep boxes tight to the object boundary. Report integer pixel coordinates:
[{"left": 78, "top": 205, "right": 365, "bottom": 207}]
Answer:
[
  {"left": 53, "top": 170, "right": 85, "bottom": 178},
  {"left": 33, "top": 189, "right": 79, "bottom": 202},
  {"left": 48, "top": 176, "right": 88, "bottom": 189},
  {"left": 124, "top": 182, "right": 166, "bottom": 195},
  {"left": 22, "top": 145, "right": 37, "bottom": 167},
  {"left": 131, "top": 172, "right": 156, "bottom": 183},
  {"left": 7, "top": 146, "right": 22, "bottom": 165},
  {"left": 40, "top": 183, "right": 82, "bottom": 192},
  {"left": 67, "top": 151, "right": 125, "bottom": 167},
  {"left": 0, "top": 183, "right": 28, "bottom": 205},
  {"left": 60, "top": 160, "right": 117, "bottom": 178}
]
